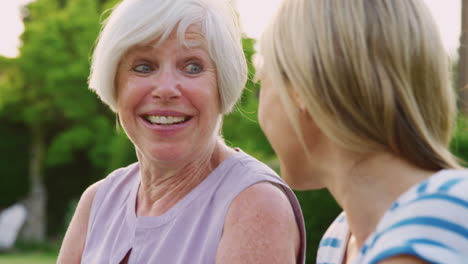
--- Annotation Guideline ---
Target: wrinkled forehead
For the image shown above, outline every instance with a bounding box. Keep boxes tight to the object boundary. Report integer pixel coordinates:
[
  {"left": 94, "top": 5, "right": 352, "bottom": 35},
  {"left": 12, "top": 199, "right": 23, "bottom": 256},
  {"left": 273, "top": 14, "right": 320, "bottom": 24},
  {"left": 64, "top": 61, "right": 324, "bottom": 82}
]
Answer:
[
  {"left": 120, "top": 24, "right": 211, "bottom": 63},
  {"left": 179, "top": 24, "right": 207, "bottom": 48},
  {"left": 146, "top": 24, "right": 207, "bottom": 51}
]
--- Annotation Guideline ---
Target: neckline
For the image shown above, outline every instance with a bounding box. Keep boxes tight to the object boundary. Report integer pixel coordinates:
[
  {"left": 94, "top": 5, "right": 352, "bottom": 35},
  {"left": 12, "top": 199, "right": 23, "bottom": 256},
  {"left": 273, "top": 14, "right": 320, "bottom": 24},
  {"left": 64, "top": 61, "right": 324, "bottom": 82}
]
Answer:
[
  {"left": 334, "top": 213, "right": 351, "bottom": 264},
  {"left": 126, "top": 148, "right": 246, "bottom": 228},
  {"left": 349, "top": 169, "right": 448, "bottom": 263}
]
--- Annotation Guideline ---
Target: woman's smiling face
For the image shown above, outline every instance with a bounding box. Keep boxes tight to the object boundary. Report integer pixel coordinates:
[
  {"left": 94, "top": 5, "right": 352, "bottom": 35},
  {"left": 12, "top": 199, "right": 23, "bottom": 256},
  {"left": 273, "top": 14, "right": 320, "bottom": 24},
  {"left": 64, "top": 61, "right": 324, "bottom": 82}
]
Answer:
[{"left": 116, "top": 27, "right": 221, "bottom": 165}]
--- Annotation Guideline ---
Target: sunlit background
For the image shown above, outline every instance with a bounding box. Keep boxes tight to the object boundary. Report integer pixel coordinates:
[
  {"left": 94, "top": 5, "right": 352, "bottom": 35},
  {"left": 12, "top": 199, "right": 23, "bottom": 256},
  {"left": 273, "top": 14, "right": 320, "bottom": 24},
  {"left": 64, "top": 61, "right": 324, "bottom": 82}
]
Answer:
[
  {"left": 0, "top": 0, "right": 463, "bottom": 58},
  {"left": 0, "top": 1, "right": 465, "bottom": 263}
]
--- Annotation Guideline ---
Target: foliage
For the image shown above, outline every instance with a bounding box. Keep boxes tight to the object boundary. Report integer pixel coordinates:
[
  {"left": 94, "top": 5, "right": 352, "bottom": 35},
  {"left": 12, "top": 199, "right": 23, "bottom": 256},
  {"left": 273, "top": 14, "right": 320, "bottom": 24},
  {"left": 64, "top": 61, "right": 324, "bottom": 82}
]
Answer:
[
  {"left": 13, "top": 239, "right": 59, "bottom": 255},
  {"left": 0, "top": 240, "right": 59, "bottom": 264},
  {"left": 0, "top": 253, "right": 56, "bottom": 264},
  {"left": 450, "top": 116, "right": 468, "bottom": 165},
  {"left": 295, "top": 190, "right": 341, "bottom": 263},
  {"left": 0, "top": 119, "right": 30, "bottom": 209},
  {"left": 17, "top": 0, "right": 113, "bottom": 169},
  {"left": 105, "top": 130, "right": 137, "bottom": 174},
  {"left": 0, "top": 1, "right": 466, "bottom": 262},
  {"left": 61, "top": 199, "right": 78, "bottom": 237},
  {"left": 0, "top": 0, "right": 130, "bottom": 237},
  {"left": 223, "top": 37, "right": 275, "bottom": 161},
  {"left": 0, "top": 58, "right": 22, "bottom": 110}
]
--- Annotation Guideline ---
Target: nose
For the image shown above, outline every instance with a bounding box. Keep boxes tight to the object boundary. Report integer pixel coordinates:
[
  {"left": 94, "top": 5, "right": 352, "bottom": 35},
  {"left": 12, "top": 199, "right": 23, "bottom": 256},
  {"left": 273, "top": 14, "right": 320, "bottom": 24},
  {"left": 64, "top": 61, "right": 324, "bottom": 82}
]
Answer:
[{"left": 151, "top": 69, "right": 182, "bottom": 101}]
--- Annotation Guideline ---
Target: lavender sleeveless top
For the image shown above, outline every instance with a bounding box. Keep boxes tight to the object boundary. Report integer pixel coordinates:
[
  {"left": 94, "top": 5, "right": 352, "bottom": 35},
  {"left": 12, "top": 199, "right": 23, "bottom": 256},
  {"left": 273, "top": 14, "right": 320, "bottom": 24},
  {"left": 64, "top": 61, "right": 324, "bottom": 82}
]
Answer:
[{"left": 81, "top": 150, "right": 306, "bottom": 263}]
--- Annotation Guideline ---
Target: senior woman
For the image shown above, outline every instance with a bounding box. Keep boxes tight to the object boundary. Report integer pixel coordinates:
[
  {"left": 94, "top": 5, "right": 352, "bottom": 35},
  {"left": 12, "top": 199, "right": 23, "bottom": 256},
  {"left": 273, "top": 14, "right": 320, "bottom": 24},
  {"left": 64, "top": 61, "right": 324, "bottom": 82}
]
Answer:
[
  {"left": 256, "top": 0, "right": 468, "bottom": 263},
  {"left": 57, "top": 0, "right": 306, "bottom": 263}
]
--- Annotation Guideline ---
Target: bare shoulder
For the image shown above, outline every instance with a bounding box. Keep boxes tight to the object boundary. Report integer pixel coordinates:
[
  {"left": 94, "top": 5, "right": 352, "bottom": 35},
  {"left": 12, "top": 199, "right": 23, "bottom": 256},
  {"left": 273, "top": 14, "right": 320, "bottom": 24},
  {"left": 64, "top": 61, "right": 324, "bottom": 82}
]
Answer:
[
  {"left": 76, "top": 180, "right": 103, "bottom": 210},
  {"left": 378, "top": 255, "right": 428, "bottom": 264},
  {"left": 68, "top": 180, "right": 103, "bottom": 224},
  {"left": 57, "top": 180, "right": 104, "bottom": 264},
  {"left": 227, "top": 181, "right": 297, "bottom": 224},
  {"left": 216, "top": 182, "right": 301, "bottom": 264}
]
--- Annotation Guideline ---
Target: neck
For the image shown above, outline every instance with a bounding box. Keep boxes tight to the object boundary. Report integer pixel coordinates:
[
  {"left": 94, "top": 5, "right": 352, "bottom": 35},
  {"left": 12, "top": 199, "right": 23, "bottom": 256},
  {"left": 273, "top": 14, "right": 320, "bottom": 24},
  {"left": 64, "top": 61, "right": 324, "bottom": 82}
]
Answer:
[
  {"left": 322, "top": 151, "right": 435, "bottom": 248},
  {"left": 136, "top": 139, "right": 234, "bottom": 216}
]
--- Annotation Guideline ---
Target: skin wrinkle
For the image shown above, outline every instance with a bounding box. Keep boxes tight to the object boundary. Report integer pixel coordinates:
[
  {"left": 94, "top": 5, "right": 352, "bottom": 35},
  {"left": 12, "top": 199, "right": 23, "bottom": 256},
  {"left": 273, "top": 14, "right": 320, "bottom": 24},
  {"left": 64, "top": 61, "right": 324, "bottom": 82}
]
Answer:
[
  {"left": 116, "top": 27, "right": 230, "bottom": 217},
  {"left": 135, "top": 140, "right": 225, "bottom": 216},
  {"left": 60, "top": 2, "right": 294, "bottom": 262}
]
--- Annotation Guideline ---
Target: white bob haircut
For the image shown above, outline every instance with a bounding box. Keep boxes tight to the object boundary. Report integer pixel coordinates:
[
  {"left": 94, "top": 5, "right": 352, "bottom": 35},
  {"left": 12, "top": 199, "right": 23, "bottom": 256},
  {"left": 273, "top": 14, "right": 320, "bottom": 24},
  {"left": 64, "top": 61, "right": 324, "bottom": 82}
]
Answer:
[{"left": 89, "top": 0, "right": 247, "bottom": 114}]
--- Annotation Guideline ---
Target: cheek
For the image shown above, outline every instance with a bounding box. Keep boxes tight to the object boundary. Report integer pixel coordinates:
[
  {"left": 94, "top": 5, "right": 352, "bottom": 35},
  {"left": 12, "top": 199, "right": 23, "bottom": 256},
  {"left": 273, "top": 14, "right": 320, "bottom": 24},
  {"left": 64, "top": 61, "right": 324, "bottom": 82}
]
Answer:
[
  {"left": 117, "top": 77, "right": 152, "bottom": 109},
  {"left": 258, "top": 87, "right": 276, "bottom": 135},
  {"left": 202, "top": 72, "right": 221, "bottom": 113},
  {"left": 185, "top": 78, "right": 220, "bottom": 113},
  {"left": 258, "top": 107, "right": 268, "bottom": 137},
  {"left": 116, "top": 73, "right": 131, "bottom": 106},
  {"left": 204, "top": 76, "right": 220, "bottom": 108},
  {"left": 257, "top": 89, "right": 267, "bottom": 128}
]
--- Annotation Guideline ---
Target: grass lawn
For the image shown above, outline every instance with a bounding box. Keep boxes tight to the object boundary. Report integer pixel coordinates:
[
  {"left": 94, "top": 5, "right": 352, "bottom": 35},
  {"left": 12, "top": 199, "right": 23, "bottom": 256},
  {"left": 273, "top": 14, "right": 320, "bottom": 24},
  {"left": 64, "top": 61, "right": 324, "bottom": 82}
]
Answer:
[{"left": 0, "top": 252, "right": 57, "bottom": 264}]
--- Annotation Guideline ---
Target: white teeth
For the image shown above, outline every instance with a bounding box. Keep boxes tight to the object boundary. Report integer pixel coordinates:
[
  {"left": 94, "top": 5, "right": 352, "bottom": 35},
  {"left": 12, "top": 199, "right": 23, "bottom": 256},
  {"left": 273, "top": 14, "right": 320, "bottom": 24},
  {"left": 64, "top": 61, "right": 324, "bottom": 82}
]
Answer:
[{"left": 146, "top": 115, "right": 187, "bottom": 125}]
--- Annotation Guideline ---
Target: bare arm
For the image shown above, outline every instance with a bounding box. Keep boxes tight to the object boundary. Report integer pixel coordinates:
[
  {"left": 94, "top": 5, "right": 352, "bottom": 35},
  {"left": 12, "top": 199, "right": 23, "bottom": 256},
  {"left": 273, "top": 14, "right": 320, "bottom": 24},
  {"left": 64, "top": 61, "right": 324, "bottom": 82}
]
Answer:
[
  {"left": 216, "top": 182, "right": 301, "bottom": 264},
  {"left": 57, "top": 180, "right": 103, "bottom": 264}
]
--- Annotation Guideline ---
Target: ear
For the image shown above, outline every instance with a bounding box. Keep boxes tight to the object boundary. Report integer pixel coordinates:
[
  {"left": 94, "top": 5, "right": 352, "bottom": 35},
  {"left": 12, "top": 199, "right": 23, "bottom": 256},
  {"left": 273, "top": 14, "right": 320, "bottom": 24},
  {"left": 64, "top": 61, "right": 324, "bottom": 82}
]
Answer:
[{"left": 290, "top": 88, "right": 310, "bottom": 119}]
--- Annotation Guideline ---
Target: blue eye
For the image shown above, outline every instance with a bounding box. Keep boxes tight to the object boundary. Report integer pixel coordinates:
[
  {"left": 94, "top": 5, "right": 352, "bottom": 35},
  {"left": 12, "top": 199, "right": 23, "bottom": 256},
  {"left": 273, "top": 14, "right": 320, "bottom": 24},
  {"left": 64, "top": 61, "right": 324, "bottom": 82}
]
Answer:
[
  {"left": 184, "top": 63, "right": 203, "bottom": 74},
  {"left": 133, "top": 64, "right": 153, "bottom": 73}
]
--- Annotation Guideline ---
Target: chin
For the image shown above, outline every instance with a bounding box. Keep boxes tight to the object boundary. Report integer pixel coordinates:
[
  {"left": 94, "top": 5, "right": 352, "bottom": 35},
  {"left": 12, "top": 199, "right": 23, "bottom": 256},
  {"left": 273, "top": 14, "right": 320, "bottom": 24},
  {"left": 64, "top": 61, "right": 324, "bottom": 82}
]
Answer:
[{"left": 139, "top": 144, "right": 190, "bottom": 163}]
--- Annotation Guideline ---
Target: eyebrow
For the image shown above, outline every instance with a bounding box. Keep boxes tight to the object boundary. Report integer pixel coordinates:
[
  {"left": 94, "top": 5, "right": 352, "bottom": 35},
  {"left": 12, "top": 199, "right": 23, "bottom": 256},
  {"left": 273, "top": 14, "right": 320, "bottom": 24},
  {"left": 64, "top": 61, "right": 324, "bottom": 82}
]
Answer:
[
  {"left": 124, "top": 29, "right": 210, "bottom": 57},
  {"left": 121, "top": 45, "right": 210, "bottom": 67}
]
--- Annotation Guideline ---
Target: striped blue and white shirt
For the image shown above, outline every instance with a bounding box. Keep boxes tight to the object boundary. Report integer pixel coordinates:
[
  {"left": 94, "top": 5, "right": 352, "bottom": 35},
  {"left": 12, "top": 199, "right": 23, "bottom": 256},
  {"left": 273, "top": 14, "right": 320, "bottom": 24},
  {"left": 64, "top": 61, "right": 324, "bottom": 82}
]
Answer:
[{"left": 317, "top": 169, "right": 468, "bottom": 264}]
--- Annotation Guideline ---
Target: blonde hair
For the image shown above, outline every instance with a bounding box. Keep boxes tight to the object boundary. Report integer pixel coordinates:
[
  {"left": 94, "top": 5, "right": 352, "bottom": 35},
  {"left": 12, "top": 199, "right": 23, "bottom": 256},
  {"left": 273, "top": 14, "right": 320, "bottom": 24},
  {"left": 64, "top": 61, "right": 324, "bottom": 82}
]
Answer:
[
  {"left": 89, "top": 0, "right": 247, "bottom": 114},
  {"left": 258, "top": 0, "right": 460, "bottom": 170}
]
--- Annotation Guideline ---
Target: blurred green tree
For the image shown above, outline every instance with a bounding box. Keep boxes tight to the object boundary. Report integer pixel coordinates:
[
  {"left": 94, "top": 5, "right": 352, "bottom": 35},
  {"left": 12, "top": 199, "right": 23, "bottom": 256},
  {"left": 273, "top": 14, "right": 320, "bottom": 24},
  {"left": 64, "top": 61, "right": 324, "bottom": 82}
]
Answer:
[
  {"left": 451, "top": 117, "right": 468, "bottom": 165},
  {"left": 0, "top": 0, "right": 120, "bottom": 240},
  {"left": 0, "top": 0, "right": 277, "bottom": 240},
  {"left": 458, "top": 0, "right": 468, "bottom": 113}
]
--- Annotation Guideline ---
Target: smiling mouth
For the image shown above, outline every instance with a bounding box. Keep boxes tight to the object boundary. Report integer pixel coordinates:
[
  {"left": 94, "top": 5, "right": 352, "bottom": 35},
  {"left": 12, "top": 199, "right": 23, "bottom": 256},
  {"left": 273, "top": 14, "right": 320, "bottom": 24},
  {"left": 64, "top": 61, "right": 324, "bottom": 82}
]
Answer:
[{"left": 144, "top": 115, "right": 192, "bottom": 126}]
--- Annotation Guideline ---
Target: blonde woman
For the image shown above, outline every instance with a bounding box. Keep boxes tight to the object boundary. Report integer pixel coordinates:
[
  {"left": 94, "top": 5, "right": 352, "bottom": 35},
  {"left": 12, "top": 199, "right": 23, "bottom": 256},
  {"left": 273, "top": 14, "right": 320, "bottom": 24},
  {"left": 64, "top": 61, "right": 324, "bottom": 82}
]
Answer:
[{"left": 256, "top": 0, "right": 468, "bottom": 263}]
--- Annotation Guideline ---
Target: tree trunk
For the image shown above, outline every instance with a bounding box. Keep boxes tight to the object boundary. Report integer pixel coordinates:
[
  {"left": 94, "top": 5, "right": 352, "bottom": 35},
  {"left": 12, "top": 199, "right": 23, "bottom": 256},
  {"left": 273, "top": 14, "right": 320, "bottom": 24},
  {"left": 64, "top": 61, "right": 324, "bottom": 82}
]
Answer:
[
  {"left": 20, "top": 124, "right": 46, "bottom": 241},
  {"left": 459, "top": 0, "right": 468, "bottom": 113}
]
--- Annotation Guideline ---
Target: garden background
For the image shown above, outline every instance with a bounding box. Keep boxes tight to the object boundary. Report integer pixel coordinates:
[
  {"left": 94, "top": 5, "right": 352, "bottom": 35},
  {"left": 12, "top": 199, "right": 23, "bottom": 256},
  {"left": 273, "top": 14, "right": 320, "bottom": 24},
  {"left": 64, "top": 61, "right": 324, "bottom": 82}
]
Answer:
[{"left": 0, "top": 0, "right": 467, "bottom": 263}]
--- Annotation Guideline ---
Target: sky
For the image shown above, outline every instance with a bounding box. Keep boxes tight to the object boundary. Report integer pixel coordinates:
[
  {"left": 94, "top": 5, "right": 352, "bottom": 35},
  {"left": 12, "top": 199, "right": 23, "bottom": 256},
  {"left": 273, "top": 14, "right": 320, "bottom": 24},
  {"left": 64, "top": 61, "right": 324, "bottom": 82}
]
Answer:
[{"left": 0, "top": 0, "right": 462, "bottom": 58}]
